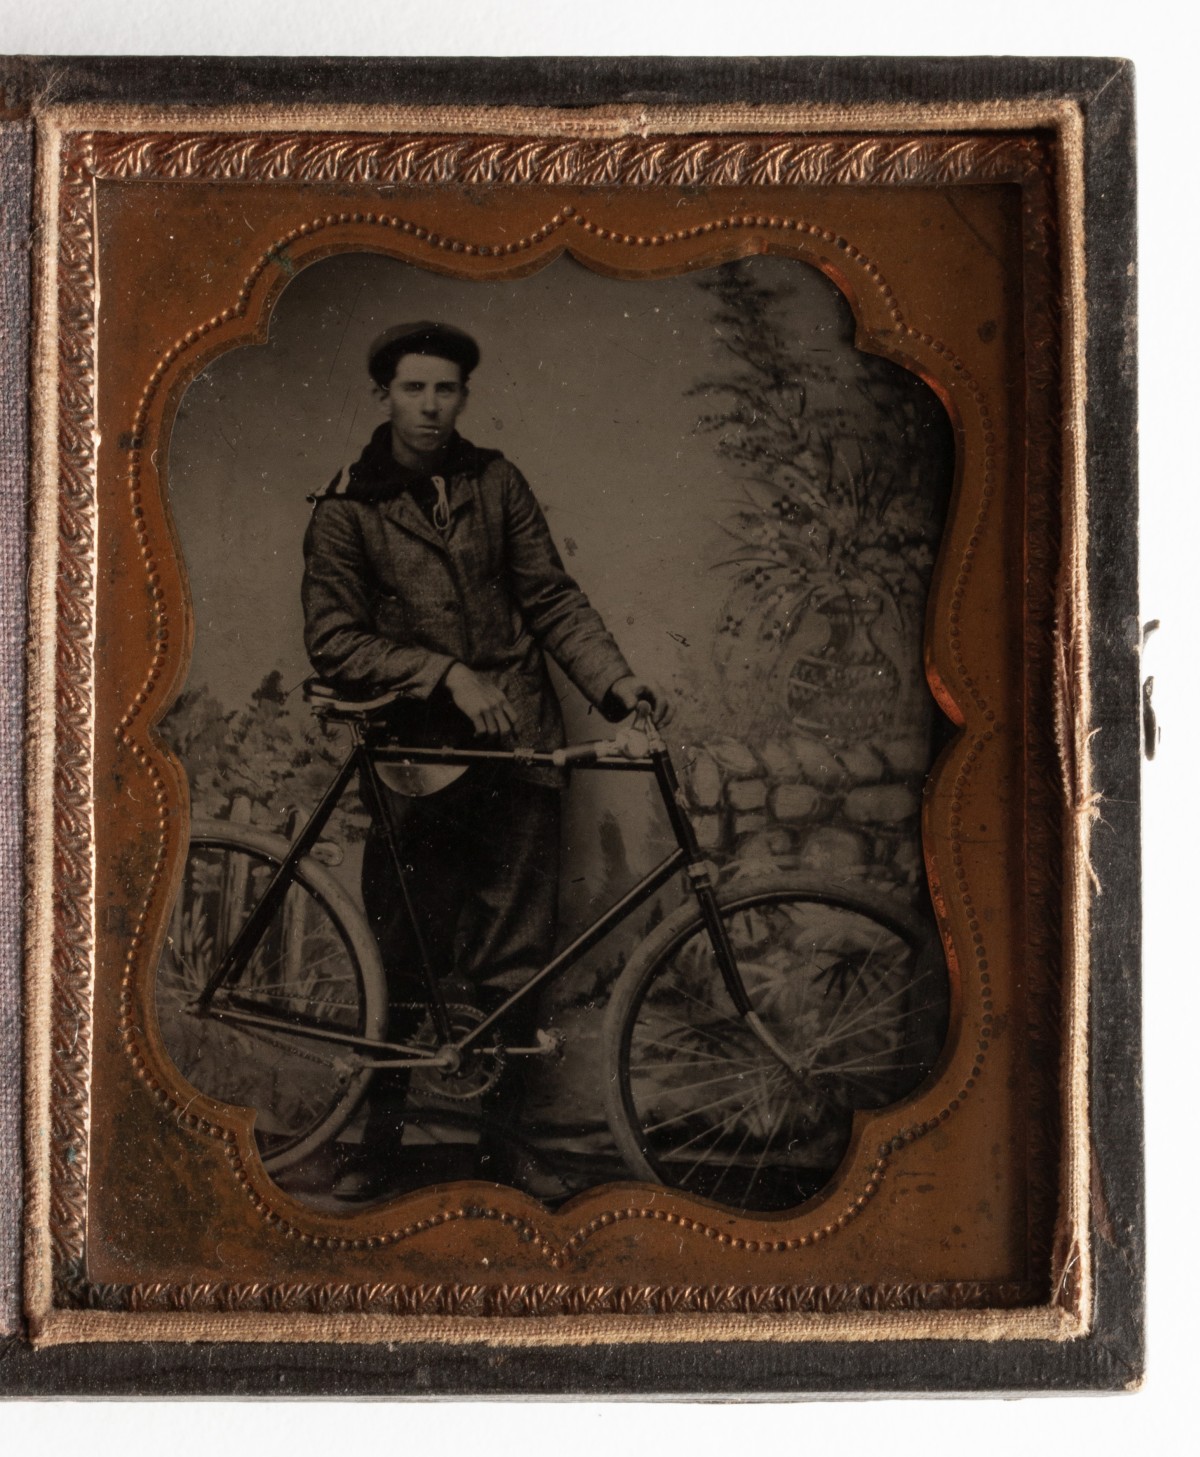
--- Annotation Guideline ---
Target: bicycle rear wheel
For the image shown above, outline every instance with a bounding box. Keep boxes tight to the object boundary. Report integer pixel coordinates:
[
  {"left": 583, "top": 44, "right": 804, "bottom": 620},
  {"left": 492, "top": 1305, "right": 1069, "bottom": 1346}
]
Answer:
[
  {"left": 604, "top": 873, "right": 946, "bottom": 1213},
  {"left": 154, "top": 820, "right": 387, "bottom": 1173}
]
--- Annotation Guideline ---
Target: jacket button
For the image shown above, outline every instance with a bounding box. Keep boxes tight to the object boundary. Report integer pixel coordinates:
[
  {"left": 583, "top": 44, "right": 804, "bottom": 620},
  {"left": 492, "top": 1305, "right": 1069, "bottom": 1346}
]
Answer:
[{"left": 444, "top": 601, "right": 461, "bottom": 614}]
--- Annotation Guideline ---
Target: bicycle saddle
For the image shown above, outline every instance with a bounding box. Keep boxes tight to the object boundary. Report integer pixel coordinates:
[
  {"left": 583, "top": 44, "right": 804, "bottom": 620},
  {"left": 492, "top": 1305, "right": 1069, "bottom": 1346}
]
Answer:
[
  {"left": 304, "top": 679, "right": 468, "bottom": 796},
  {"left": 304, "top": 679, "right": 401, "bottom": 718}
]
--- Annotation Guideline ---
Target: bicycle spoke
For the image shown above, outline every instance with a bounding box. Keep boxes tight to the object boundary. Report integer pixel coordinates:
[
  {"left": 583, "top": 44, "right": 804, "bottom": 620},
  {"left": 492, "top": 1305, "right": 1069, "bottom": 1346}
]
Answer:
[
  {"left": 237, "top": 952, "right": 358, "bottom": 994},
  {"left": 156, "top": 836, "right": 373, "bottom": 1165},
  {"left": 708, "top": 1118, "right": 761, "bottom": 1201},
  {"left": 642, "top": 1080, "right": 766, "bottom": 1137},
  {"left": 631, "top": 1062, "right": 765, "bottom": 1104},
  {"left": 659, "top": 1102, "right": 750, "bottom": 1167},
  {"left": 630, "top": 1034, "right": 761, "bottom": 1074},
  {"left": 677, "top": 1106, "right": 756, "bottom": 1188},
  {"left": 741, "top": 1115, "right": 785, "bottom": 1206},
  {"left": 815, "top": 930, "right": 889, "bottom": 1026},
  {"left": 656, "top": 976, "right": 735, "bottom": 1022},
  {"left": 230, "top": 992, "right": 364, "bottom": 1017},
  {"left": 814, "top": 1051, "right": 933, "bottom": 1078},
  {"left": 632, "top": 1045, "right": 765, "bottom": 1083},
  {"left": 629, "top": 1033, "right": 742, "bottom": 1067},
  {"left": 631, "top": 1053, "right": 764, "bottom": 1075},
  {"left": 610, "top": 882, "right": 947, "bottom": 1214},
  {"left": 634, "top": 1009, "right": 741, "bottom": 1047},
  {"left": 808, "top": 1005, "right": 916, "bottom": 1059},
  {"left": 809, "top": 968, "right": 933, "bottom": 1049}
]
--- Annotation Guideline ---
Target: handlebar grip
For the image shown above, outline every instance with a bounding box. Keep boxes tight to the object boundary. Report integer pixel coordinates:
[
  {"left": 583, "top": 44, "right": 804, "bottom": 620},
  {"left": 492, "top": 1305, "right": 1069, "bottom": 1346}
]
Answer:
[{"left": 553, "top": 743, "right": 602, "bottom": 768}]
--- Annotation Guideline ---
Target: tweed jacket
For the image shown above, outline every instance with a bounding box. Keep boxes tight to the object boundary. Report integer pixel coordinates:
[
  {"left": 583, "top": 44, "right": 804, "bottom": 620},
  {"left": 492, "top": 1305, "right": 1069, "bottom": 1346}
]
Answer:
[{"left": 302, "top": 428, "right": 633, "bottom": 763}]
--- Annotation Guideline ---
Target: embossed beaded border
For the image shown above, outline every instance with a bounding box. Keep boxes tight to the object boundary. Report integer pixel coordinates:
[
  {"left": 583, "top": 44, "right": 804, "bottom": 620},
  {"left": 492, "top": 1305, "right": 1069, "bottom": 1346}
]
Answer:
[
  {"left": 115, "top": 204, "right": 995, "bottom": 1263},
  {"left": 45, "top": 126, "right": 1062, "bottom": 1316}
]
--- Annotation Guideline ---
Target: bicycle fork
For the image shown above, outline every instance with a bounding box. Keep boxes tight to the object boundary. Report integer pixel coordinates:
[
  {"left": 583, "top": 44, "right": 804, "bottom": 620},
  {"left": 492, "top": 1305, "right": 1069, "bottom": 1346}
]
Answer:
[{"left": 650, "top": 738, "right": 809, "bottom": 1084}]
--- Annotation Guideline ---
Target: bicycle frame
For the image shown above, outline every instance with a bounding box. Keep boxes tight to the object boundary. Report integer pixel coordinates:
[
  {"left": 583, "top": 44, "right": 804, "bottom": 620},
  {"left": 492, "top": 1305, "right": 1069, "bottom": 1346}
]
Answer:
[{"left": 192, "top": 715, "right": 757, "bottom": 1070}]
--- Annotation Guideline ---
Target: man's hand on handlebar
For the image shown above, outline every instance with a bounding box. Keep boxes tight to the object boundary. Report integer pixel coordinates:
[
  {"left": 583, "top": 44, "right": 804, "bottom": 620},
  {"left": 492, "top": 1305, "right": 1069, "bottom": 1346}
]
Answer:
[{"left": 609, "top": 675, "right": 674, "bottom": 727}]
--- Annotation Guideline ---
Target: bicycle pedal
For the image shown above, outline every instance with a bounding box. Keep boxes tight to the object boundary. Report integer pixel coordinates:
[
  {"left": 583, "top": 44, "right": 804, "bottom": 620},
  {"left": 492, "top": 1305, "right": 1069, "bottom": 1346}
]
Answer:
[{"left": 506, "top": 1029, "right": 564, "bottom": 1058}]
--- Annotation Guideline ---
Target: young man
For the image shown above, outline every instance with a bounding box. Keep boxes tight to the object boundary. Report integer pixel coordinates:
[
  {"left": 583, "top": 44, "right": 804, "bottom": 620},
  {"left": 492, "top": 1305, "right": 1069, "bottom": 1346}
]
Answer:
[{"left": 302, "top": 321, "right": 669, "bottom": 1195}]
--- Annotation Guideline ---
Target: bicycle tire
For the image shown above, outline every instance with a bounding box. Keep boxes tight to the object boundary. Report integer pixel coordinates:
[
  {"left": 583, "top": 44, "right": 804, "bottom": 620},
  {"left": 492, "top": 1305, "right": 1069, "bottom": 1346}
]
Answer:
[
  {"left": 603, "top": 872, "right": 946, "bottom": 1213},
  {"left": 154, "top": 818, "right": 388, "bottom": 1174}
]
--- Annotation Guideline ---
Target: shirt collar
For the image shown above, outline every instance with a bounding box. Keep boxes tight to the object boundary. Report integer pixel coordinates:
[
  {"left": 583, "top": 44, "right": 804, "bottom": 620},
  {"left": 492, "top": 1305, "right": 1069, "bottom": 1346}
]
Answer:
[{"left": 345, "top": 426, "right": 478, "bottom": 502}]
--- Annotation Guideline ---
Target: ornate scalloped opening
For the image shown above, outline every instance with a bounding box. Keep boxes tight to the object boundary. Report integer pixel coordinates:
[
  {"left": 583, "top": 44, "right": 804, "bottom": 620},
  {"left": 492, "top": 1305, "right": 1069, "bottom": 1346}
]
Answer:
[{"left": 153, "top": 246, "right": 954, "bottom": 1216}]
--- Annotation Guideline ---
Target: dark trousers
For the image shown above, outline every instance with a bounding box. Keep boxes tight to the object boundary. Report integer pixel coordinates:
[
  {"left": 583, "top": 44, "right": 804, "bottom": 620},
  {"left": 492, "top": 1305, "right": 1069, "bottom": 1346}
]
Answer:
[{"left": 359, "top": 765, "right": 560, "bottom": 1171}]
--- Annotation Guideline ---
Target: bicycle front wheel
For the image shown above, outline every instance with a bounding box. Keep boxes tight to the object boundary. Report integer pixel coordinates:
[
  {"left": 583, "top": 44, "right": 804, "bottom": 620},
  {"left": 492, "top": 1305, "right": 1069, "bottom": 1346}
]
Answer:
[
  {"left": 154, "top": 820, "right": 387, "bottom": 1173},
  {"left": 604, "top": 873, "right": 946, "bottom": 1212}
]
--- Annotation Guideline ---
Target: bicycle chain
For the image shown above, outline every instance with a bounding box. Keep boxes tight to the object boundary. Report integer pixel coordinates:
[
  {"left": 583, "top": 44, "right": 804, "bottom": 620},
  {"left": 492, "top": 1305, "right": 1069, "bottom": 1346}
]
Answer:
[{"left": 217, "top": 1016, "right": 353, "bottom": 1075}]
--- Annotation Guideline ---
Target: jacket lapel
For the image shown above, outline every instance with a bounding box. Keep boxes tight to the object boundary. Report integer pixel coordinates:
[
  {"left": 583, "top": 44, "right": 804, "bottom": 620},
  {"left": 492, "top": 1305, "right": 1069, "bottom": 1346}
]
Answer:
[
  {"left": 380, "top": 493, "right": 447, "bottom": 554},
  {"left": 447, "top": 471, "right": 477, "bottom": 522}
]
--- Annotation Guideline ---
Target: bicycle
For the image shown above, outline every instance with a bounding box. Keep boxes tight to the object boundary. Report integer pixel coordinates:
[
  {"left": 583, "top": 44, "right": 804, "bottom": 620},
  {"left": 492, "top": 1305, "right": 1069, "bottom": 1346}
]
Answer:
[{"left": 155, "top": 686, "right": 946, "bottom": 1213}]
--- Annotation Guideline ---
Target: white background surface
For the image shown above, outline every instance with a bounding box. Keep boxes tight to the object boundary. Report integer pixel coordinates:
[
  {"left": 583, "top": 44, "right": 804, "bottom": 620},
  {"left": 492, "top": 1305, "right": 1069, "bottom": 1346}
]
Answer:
[{"left": 1, "top": 0, "right": 1190, "bottom": 1447}]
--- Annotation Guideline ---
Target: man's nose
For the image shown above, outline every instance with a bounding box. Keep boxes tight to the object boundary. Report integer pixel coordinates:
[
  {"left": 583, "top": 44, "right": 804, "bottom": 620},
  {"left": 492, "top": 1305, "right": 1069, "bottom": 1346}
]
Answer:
[{"left": 421, "top": 392, "right": 438, "bottom": 414}]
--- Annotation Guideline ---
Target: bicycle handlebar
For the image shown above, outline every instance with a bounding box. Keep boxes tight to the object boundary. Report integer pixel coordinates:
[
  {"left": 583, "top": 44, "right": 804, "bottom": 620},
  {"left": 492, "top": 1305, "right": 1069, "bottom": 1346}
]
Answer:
[
  {"left": 312, "top": 680, "right": 664, "bottom": 764},
  {"left": 552, "top": 742, "right": 603, "bottom": 768},
  {"left": 552, "top": 708, "right": 663, "bottom": 767}
]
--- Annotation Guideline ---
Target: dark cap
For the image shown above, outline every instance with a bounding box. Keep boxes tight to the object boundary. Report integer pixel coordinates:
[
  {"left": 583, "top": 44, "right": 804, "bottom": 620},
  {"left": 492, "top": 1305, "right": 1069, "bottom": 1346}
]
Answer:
[{"left": 367, "top": 321, "right": 481, "bottom": 387}]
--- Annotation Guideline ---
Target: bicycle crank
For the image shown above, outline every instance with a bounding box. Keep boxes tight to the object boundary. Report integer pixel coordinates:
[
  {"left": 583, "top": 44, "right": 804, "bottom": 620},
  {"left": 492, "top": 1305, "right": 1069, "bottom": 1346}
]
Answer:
[{"left": 410, "top": 1004, "right": 505, "bottom": 1101}]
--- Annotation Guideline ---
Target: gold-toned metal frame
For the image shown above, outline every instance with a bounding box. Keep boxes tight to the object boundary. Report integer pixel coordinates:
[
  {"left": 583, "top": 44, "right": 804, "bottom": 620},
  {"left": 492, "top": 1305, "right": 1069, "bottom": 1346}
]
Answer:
[{"left": 23, "top": 100, "right": 1091, "bottom": 1347}]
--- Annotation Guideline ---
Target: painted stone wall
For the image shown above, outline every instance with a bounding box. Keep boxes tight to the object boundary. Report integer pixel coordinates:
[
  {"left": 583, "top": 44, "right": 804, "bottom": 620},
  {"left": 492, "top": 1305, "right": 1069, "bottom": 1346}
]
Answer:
[{"left": 683, "top": 727, "right": 929, "bottom": 901}]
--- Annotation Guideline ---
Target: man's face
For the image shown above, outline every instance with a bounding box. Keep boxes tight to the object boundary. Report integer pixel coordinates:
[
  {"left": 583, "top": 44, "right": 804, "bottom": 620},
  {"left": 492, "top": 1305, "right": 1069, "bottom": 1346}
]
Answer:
[{"left": 385, "top": 352, "right": 467, "bottom": 458}]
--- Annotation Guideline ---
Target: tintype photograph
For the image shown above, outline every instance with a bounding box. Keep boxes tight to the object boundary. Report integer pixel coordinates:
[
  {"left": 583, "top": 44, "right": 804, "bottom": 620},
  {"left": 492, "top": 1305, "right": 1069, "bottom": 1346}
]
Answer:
[
  {"left": 0, "top": 54, "right": 1142, "bottom": 1396},
  {"left": 154, "top": 252, "right": 952, "bottom": 1214}
]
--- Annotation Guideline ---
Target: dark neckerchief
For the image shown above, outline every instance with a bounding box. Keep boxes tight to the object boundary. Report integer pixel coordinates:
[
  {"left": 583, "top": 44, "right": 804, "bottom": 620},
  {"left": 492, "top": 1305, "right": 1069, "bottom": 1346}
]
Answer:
[{"left": 326, "top": 426, "right": 500, "bottom": 522}]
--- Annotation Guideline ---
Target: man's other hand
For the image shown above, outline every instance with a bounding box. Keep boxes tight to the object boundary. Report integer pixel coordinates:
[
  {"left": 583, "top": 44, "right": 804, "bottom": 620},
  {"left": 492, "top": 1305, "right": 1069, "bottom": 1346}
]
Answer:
[
  {"left": 609, "top": 675, "right": 674, "bottom": 726},
  {"left": 444, "top": 663, "right": 517, "bottom": 739}
]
